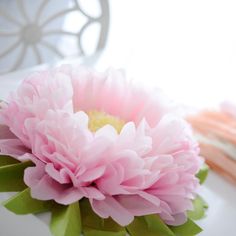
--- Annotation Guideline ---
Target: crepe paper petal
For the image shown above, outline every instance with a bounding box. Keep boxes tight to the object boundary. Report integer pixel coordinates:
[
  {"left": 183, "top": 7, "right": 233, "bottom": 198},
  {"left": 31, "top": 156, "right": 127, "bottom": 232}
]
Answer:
[
  {"left": 0, "top": 161, "right": 34, "bottom": 192},
  {"left": 0, "top": 155, "right": 20, "bottom": 166},
  {"left": 50, "top": 202, "right": 82, "bottom": 236},
  {"left": 196, "top": 164, "right": 209, "bottom": 184},
  {"left": 80, "top": 199, "right": 126, "bottom": 236},
  {"left": 169, "top": 218, "right": 202, "bottom": 236},
  {"left": 188, "top": 196, "right": 208, "bottom": 220},
  {"left": 126, "top": 215, "right": 174, "bottom": 236},
  {"left": 3, "top": 188, "right": 53, "bottom": 214}
]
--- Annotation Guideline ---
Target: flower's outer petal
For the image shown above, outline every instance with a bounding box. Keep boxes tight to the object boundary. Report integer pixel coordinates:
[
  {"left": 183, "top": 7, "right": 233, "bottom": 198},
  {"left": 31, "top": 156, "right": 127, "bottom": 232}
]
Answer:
[
  {"left": 165, "top": 213, "right": 187, "bottom": 226},
  {"left": 0, "top": 124, "right": 16, "bottom": 139},
  {"left": 116, "top": 194, "right": 161, "bottom": 216},
  {"left": 0, "top": 139, "right": 28, "bottom": 159},
  {"left": 90, "top": 196, "right": 134, "bottom": 226}
]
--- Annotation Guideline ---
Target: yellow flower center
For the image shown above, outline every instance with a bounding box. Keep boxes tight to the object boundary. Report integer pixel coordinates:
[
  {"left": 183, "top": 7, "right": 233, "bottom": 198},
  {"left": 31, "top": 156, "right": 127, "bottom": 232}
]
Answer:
[{"left": 87, "top": 110, "right": 125, "bottom": 133}]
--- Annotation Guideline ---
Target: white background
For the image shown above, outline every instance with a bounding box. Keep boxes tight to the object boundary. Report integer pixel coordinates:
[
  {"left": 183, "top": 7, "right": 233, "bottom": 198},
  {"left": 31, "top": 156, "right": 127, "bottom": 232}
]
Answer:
[{"left": 97, "top": 0, "right": 236, "bottom": 108}]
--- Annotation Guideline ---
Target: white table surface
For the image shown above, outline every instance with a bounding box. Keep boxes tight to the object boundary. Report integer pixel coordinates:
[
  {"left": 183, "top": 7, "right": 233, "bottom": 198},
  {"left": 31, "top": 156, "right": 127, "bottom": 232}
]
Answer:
[{"left": 0, "top": 64, "right": 236, "bottom": 236}]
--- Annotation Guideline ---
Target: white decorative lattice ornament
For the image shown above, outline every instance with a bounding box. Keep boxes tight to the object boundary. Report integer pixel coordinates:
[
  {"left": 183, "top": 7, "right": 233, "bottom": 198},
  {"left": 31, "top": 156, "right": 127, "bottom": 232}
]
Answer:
[{"left": 0, "top": 0, "right": 109, "bottom": 74}]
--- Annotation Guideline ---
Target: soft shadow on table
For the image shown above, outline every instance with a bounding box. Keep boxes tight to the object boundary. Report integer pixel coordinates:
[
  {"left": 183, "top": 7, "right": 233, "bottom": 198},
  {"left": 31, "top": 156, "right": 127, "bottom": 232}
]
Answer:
[{"left": 197, "top": 171, "right": 236, "bottom": 235}]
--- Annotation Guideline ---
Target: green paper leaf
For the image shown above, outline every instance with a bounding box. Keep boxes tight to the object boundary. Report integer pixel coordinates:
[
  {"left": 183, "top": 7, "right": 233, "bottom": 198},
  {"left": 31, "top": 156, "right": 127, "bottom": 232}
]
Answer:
[
  {"left": 80, "top": 199, "right": 126, "bottom": 236},
  {"left": 196, "top": 164, "right": 209, "bottom": 184},
  {"left": 126, "top": 216, "right": 150, "bottom": 236},
  {"left": 50, "top": 202, "right": 82, "bottom": 236},
  {"left": 83, "top": 227, "right": 126, "bottom": 236},
  {"left": 0, "top": 161, "right": 34, "bottom": 192},
  {"left": 169, "top": 218, "right": 202, "bottom": 236},
  {"left": 188, "top": 195, "right": 208, "bottom": 220},
  {"left": 0, "top": 155, "right": 20, "bottom": 166},
  {"left": 3, "top": 188, "right": 53, "bottom": 214},
  {"left": 144, "top": 215, "right": 175, "bottom": 236},
  {"left": 127, "top": 215, "right": 174, "bottom": 236}
]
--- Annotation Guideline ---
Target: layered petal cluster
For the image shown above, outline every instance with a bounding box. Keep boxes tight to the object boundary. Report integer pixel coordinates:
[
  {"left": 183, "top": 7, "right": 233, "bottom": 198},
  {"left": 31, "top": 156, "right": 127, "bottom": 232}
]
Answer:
[{"left": 0, "top": 65, "right": 202, "bottom": 226}]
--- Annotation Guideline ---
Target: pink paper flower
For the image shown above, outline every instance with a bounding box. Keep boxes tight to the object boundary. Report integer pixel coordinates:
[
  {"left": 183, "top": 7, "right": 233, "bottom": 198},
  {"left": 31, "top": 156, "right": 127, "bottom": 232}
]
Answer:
[{"left": 0, "top": 65, "right": 202, "bottom": 226}]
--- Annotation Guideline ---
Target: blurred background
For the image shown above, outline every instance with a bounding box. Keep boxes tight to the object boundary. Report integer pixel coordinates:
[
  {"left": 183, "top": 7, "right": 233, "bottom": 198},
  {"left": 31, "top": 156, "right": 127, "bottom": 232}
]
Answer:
[
  {"left": 1, "top": 1, "right": 236, "bottom": 236},
  {"left": 1, "top": 0, "right": 236, "bottom": 108}
]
